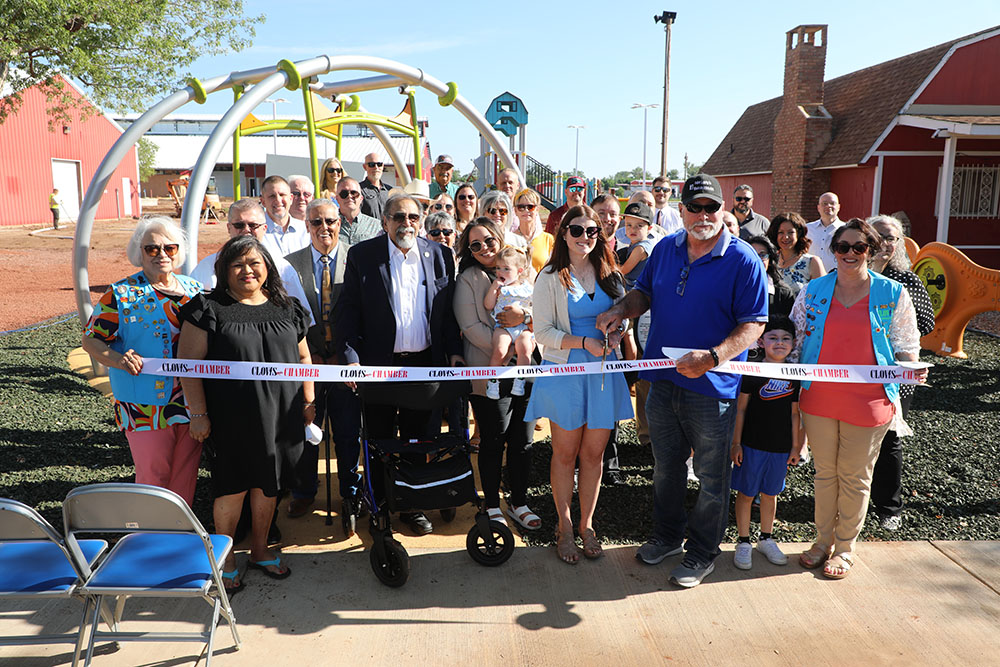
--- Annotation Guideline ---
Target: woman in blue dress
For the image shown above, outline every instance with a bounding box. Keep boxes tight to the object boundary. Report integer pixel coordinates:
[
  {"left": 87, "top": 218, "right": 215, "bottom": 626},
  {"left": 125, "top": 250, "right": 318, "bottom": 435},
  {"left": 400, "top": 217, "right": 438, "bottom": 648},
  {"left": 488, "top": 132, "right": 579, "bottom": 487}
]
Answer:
[{"left": 526, "top": 205, "right": 633, "bottom": 563}]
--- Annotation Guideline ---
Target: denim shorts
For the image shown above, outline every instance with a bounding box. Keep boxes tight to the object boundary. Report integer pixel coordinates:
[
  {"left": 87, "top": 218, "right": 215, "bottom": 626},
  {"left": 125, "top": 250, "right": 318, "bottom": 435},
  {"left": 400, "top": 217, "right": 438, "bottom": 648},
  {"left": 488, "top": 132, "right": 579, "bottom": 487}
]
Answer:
[{"left": 731, "top": 446, "right": 788, "bottom": 497}]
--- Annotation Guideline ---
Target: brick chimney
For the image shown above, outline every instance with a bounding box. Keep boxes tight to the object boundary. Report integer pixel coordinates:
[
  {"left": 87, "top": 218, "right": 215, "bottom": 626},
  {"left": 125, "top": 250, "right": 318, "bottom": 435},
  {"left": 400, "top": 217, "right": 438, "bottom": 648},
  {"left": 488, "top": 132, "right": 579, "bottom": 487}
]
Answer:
[{"left": 771, "top": 25, "right": 832, "bottom": 217}]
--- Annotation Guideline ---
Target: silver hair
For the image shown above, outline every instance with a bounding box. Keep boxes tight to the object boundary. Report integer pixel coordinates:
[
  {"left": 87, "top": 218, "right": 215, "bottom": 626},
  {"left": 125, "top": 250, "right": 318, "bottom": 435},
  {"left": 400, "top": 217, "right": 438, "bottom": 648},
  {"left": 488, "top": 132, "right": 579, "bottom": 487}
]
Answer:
[
  {"left": 287, "top": 174, "right": 314, "bottom": 194},
  {"left": 126, "top": 216, "right": 188, "bottom": 267},
  {"left": 306, "top": 198, "right": 338, "bottom": 216},
  {"left": 424, "top": 211, "right": 455, "bottom": 233},
  {"left": 383, "top": 193, "right": 422, "bottom": 220},
  {"left": 227, "top": 197, "right": 265, "bottom": 223},
  {"left": 478, "top": 190, "right": 513, "bottom": 227},
  {"left": 867, "top": 214, "right": 911, "bottom": 272}
]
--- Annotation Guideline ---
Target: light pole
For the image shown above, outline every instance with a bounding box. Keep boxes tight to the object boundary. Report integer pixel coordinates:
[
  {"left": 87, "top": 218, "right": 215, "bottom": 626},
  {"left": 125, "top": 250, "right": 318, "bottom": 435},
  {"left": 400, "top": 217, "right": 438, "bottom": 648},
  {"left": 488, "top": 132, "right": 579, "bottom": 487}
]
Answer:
[
  {"left": 631, "top": 103, "right": 659, "bottom": 188},
  {"left": 264, "top": 97, "right": 289, "bottom": 155},
  {"left": 567, "top": 125, "right": 585, "bottom": 176},
  {"left": 654, "top": 11, "right": 677, "bottom": 178}
]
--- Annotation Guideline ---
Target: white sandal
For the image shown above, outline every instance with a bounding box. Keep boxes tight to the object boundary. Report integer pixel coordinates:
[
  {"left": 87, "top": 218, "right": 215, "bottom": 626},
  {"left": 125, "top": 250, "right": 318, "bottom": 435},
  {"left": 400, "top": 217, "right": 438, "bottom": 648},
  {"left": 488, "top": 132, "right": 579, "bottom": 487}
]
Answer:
[
  {"left": 487, "top": 507, "right": 508, "bottom": 526},
  {"left": 507, "top": 505, "right": 541, "bottom": 531}
]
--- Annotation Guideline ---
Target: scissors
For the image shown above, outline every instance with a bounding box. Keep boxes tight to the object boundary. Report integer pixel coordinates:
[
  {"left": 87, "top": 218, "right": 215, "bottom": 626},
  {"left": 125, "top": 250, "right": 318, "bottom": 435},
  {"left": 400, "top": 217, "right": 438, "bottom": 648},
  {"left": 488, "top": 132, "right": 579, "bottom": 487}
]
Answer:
[{"left": 600, "top": 331, "right": 608, "bottom": 391}]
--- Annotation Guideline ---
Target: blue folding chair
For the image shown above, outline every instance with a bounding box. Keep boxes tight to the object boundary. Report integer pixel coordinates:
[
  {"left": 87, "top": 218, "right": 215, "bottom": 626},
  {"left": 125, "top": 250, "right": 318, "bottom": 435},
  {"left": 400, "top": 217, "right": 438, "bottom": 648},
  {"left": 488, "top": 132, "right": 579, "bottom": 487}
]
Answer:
[
  {"left": 0, "top": 498, "right": 107, "bottom": 665},
  {"left": 63, "top": 484, "right": 241, "bottom": 666}
]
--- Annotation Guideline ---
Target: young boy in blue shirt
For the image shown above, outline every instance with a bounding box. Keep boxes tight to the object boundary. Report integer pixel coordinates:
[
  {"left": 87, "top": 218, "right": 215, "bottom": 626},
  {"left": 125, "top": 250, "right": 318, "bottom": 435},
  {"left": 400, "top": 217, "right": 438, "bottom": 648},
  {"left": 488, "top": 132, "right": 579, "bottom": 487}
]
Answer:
[{"left": 730, "top": 314, "right": 804, "bottom": 570}]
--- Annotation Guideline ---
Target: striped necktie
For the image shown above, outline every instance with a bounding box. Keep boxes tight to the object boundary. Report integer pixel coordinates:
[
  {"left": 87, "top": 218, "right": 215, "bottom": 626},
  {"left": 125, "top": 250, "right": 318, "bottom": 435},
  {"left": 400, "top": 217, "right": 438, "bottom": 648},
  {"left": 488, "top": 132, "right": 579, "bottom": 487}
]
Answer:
[{"left": 320, "top": 255, "right": 333, "bottom": 341}]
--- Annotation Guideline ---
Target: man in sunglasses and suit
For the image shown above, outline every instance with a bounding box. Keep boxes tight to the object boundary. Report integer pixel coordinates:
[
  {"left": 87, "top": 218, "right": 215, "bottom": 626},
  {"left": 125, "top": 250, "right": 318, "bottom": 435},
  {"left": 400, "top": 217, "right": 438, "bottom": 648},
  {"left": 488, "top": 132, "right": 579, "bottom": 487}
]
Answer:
[
  {"left": 335, "top": 177, "right": 382, "bottom": 245},
  {"left": 359, "top": 152, "right": 392, "bottom": 220},
  {"left": 596, "top": 173, "right": 768, "bottom": 588},
  {"left": 333, "top": 193, "right": 464, "bottom": 536}
]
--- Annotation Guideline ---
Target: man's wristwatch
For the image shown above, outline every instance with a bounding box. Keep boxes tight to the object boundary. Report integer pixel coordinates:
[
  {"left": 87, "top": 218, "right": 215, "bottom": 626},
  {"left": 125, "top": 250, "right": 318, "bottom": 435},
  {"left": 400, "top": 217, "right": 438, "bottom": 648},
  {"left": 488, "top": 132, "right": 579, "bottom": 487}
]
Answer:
[
  {"left": 523, "top": 312, "right": 532, "bottom": 326},
  {"left": 708, "top": 347, "right": 720, "bottom": 367}
]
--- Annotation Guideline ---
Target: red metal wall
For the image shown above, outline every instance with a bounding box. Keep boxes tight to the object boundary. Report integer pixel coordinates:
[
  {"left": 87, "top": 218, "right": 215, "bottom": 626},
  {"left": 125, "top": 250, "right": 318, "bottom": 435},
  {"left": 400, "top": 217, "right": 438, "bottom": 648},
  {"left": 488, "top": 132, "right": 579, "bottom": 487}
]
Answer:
[
  {"left": 915, "top": 33, "right": 1000, "bottom": 105},
  {"left": 0, "top": 78, "right": 138, "bottom": 226},
  {"left": 829, "top": 166, "right": 876, "bottom": 221},
  {"left": 715, "top": 174, "right": 773, "bottom": 219}
]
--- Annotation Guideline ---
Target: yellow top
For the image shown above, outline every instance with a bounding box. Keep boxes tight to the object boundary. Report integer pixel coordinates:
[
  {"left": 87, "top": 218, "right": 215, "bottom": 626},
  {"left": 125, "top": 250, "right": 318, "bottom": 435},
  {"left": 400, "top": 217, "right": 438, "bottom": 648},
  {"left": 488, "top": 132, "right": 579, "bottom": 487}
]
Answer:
[{"left": 49, "top": 193, "right": 59, "bottom": 209}]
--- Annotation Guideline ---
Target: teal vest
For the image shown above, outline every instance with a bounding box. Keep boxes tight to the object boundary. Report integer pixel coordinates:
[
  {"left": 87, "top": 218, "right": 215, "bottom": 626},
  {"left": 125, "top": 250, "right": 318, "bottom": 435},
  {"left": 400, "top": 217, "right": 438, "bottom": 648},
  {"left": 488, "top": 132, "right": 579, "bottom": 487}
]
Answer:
[
  {"left": 798, "top": 270, "right": 903, "bottom": 403},
  {"left": 108, "top": 271, "right": 202, "bottom": 405}
]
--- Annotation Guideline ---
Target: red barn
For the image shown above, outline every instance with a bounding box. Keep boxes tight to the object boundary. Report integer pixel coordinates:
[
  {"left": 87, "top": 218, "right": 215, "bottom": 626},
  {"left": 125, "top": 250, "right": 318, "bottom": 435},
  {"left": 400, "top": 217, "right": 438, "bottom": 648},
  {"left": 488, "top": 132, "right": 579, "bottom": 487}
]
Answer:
[
  {"left": 702, "top": 25, "right": 1000, "bottom": 267},
  {"left": 0, "top": 76, "right": 139, "bottom": 226}
]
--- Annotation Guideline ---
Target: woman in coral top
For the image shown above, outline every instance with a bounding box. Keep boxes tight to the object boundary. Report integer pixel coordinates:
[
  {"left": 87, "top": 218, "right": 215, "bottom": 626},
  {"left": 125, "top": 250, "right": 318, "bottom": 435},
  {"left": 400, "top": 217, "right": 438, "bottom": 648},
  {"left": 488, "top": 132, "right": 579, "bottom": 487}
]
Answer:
[{"left": 790, "top": 218, "right": 927, "bottom": 579}]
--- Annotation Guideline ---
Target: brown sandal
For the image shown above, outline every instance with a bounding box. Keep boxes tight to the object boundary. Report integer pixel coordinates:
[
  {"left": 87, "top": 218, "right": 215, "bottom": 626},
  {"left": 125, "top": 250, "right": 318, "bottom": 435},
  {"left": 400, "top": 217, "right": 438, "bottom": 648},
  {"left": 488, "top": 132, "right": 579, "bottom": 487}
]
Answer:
[
  {"left": 799, "top": 544, "right": 832, "bottom": 569},
  {"left": 555, "top": 529, "right": 581, "bottom": 565},
  {"left": 579, "top": 528, "right": 603, "bottom": 560},
  {"left": 823, "top": 553, "right": 854, "bottom": 579}
]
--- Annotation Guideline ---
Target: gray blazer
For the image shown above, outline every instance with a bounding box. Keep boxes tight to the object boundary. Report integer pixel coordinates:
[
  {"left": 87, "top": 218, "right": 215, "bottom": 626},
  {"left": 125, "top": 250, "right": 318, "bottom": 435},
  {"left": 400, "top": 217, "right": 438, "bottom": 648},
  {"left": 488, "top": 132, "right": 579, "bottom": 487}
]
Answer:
[{"left": 285, "top": 242, "right": 350, "bottom": 358}]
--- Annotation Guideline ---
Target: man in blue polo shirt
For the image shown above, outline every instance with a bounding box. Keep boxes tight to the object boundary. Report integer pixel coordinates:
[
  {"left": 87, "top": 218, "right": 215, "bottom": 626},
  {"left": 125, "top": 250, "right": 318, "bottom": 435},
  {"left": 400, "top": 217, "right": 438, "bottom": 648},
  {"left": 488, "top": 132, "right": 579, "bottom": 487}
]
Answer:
[{"left": 597, "top": 173, "right": 768, "bottom": 588}]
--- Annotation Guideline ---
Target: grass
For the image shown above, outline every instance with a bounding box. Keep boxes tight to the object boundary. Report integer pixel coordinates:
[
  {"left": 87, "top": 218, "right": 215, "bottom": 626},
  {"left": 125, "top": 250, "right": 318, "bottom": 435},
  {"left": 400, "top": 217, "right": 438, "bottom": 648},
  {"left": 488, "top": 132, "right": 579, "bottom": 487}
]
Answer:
[{"left": 2, "top": 316, "right": 998, "bottom": 545}]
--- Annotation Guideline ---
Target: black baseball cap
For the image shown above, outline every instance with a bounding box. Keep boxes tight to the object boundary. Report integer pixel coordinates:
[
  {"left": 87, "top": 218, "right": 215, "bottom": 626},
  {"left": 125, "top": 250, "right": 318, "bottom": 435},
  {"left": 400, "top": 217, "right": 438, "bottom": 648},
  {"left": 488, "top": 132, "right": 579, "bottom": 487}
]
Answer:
[
  {"left": 680, "top": 173, "right": 723, "bottom": 205},
  {"left": 622, "top": 202, "right": 652, "bottom": 224}
]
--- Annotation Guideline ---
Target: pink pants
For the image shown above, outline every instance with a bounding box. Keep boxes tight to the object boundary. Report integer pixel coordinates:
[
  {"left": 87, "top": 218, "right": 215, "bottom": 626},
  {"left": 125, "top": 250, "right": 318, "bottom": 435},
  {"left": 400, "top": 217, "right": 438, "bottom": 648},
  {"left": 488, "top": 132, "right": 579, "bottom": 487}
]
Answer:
[{"left": 124, "top": 423, "right": 202, "bottom": 506}]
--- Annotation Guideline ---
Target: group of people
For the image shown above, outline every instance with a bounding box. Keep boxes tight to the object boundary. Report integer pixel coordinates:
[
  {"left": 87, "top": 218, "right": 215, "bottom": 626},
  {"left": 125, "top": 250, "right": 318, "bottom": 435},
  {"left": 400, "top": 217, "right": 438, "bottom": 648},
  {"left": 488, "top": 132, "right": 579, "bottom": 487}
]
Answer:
[{"left": 82, "top": 155, "right": 933, "bottom": 593}]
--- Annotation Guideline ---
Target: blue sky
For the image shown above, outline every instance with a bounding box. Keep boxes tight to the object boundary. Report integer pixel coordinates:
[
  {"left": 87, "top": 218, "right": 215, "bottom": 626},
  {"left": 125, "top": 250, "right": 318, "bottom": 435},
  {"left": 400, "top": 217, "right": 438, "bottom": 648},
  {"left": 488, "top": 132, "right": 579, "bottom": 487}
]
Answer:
[{"left": 180, "top": 0, "right": 999, "bottom": 180}]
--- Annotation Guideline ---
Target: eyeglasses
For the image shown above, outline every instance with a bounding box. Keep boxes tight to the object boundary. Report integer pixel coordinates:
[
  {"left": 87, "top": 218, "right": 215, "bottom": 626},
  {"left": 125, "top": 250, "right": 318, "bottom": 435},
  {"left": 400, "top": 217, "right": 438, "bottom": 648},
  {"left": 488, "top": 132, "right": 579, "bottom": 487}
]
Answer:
[
  {"left": 309, "top": 217, "right": 338, "bottom": 227},
  {"left": 596, "top": 210, "right": 620, "bottom": 220},
  {"left": 390, "top": 212, "right": 421, "bottom": 224},
  {"left": 756, "top": 250, "right": 769, "bottom": 260},
  {"left": 366, "top": 161, "right": 384, "bottom": 168},
  {"left": 468, "top": 236, "right": 499, "bottom": 253},
  {"left": 325, "top": 167, "right": 343, "bottom": 174},
  {"left": 684, "top": 201, "right": 722, "bottom": 214},
  {"left": 338, "top": 189, "right": 361, "bottom": 199},
  {"left": 652, "top": 186, "right": 670, "bottom": 193},
  {"left": 457, "top": 193, "right": 476, "bottom": 201},
  {"left": 428, "top": 228, "right": 455, "bottom": 237},
  {"left": 515, "top": 203, "right": 537, "bottom": 212},
  {"left": 734, "top": 196, "right": 752, "bottom": 202},
  {"left": 291, "top": 190, "right": 312, "bottom": 199},
  {"left": 567, "top": 224, "right": 600, "bottom": 239},
  {"left": 833, "top": 241, "right": 870, "bottom": 255},
  {"left": 488, "top": 207, "right": 508, "bottom": 217},
  {"left": 880, "top": 234, "right": 899, "bottom": 244},
  {"left": 567, "top": 186, "right": 585, "bottom": 193},
  {"left": 676, "top": 265, "right": 690, "bottom": 297},
  {"left": 432, "top": 203, "right": 454, "bottom": 211},
  {"left": 230, "top": 222, "right": 264, "bottom": 231},
  {"left": 143, "top": 243, "right": 179, "bottom": 258}
]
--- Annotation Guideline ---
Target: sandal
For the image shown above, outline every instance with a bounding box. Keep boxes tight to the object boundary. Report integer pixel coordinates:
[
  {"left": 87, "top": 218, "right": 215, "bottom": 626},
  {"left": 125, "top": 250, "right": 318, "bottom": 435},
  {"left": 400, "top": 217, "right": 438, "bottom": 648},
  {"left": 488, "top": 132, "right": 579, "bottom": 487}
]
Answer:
[
  {"left": 487, "top": 507, "right": 508, "bottom": 527},
  {"left": 555, "top": 529, "right": 581, "bottom": 565},
  {"left": 798, "top": 544, "right": 832, "bottom": 569},
  {"left": 248, "top": 556, "right": 291, "bottom": 580},
  {"left": 507, "top": 505, "right": 541, "bottom": 531},
  {"left": 579, "top": 528, "right": 603, "bottom": 560},
  {"left": 221, "top": 569, "right": 244, "bottom": 598},
  {"left": 823, "top": 553, "right": 854, "bottom": 580}
]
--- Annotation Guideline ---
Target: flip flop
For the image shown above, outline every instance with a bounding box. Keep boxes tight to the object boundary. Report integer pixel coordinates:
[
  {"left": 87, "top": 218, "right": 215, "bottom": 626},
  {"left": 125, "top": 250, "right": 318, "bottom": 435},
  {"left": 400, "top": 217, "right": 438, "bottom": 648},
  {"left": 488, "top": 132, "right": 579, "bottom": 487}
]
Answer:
[
  {"left": 221, "top": 569, "right": 245, "bottom": 597},
  {"left": 248, "top": 556, "right": 291, "bottom": 580},
  {"left": 507, "top": 505, "right": 541, "bottom": 531}
]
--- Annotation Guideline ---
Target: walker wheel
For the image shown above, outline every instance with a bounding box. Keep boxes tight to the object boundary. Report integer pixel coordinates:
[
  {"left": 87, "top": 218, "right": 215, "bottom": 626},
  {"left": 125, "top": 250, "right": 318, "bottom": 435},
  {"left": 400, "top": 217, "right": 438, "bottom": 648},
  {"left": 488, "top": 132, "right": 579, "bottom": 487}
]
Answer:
[
  {"left": 370, "top": 538, "right": 409, "bottom": 587},
  {"left": 466, "top": 520, "right": 515, "bottom": 566}
]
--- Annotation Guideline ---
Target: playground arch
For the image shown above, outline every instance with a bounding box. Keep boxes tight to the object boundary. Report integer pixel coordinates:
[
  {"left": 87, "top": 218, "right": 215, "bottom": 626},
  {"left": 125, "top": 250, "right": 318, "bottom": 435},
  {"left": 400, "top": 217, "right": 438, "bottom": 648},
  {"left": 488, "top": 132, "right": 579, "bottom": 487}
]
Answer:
[{"left": 72, "top": 55, "right": 523, "bottom": 326}]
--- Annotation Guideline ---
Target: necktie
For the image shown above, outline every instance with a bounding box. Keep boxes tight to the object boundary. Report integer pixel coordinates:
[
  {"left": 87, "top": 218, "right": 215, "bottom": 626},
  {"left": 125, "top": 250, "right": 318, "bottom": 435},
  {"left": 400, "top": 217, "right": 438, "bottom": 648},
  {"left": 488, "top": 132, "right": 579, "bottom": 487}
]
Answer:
[
  {"left": 656, "top": 209, "right": 663, "bottom": 227},
  {"left": 320, "top": 255, "right": 333, "bottom": 341}
]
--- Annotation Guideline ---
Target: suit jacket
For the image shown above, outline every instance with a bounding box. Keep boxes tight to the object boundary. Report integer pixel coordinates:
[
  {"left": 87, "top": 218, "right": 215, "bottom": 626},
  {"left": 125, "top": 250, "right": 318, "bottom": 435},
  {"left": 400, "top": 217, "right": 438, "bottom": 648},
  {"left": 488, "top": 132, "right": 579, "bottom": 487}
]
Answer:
[
  {"left": 285, "top": 242, "right": 350, "bottom": 359},
  {"left": 333, "top": 235, "right": 461, "bottom": 367}
]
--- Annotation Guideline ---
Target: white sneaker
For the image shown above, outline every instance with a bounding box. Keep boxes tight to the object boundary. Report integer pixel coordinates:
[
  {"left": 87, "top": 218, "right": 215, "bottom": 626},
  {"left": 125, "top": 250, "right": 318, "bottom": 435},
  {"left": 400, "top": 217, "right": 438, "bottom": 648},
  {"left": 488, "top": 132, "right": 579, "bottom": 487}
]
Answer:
[
  {"left": 756, "top": 538, "right": 788, "bottom": 565},
  {"left": 511, "top": 377, "right": 525, "bottom": 396},
  {"left": 486, "top": 379, "right": 500, "bottom": 399},
  {"left": 734, "top": 542, "right": 752, "bottom": 570},
  {"left": 686, "top": 456, "right": 699, "bottom": 482}
]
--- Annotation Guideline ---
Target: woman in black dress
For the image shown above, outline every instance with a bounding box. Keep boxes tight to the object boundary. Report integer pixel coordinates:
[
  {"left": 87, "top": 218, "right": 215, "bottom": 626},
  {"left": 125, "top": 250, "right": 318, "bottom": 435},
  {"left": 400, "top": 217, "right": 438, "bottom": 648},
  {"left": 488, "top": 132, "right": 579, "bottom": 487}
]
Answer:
[{"left": 179, "top": 236, "right": 314, "bottom": 594}]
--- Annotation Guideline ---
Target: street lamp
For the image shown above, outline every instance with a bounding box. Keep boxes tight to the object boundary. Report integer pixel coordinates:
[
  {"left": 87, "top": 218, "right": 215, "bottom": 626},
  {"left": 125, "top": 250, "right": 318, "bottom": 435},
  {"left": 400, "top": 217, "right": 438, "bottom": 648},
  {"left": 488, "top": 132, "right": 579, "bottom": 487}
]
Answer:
[
  {"left": 264, "top": 98, "right": 289, "bottom": 155},
  {"left": 567, "top": 125, "right": 585, "bottom": 176},
  {"left": 631, "top": 103, "right": 660, "bottom": 188},
  {"left": 654, "top": 11, "right": 677, "bottom": 177}
]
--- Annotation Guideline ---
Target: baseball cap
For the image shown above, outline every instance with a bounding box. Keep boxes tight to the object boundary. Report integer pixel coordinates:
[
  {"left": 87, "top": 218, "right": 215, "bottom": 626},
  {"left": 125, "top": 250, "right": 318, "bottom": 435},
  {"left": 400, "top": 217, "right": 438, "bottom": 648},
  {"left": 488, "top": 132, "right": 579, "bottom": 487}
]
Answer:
[
  {"left": 565, "top": 176, "right": 586, "bottom": 188},
  {"left": 434, "top": 155, "right": 454, "bottom": 167},
  {"left": 680, "top": 173, "right": 723, "bottom": 205},
  {"left": 622, "top": 202, "right": 652, "bottom": 224}
]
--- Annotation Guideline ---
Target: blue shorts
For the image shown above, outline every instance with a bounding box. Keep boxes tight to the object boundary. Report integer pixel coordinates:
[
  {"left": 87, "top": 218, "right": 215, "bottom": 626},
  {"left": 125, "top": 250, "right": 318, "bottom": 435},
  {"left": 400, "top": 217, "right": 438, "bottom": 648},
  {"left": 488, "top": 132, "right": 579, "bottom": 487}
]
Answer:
[{"left": 731, "top": 445, "right": 788, "bottom": 497}]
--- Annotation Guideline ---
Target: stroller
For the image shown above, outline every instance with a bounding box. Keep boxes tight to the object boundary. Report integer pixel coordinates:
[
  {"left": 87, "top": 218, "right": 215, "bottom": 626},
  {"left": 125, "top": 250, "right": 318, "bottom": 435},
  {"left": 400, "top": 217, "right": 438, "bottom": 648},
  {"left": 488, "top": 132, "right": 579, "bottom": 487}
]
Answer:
[{"left": 358, "top": 381, "right": 515, "bottom": 587}]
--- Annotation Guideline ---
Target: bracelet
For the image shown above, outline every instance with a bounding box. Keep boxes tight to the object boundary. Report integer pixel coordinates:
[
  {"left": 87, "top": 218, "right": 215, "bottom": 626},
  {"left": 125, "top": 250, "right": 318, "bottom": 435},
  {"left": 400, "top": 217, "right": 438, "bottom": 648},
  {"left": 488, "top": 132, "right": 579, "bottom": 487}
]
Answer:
[
  {"left": 191, "top": 413, "right": 208, "bottom": 418},
  {"left": 303, "top": 401, "right": 315, "bottom": 407},
  {"left": 708, "top": 347, "right": 720, "bottom": 367},
  {"left": 580, "top": 337, "right": 587, "bottom": 349}
]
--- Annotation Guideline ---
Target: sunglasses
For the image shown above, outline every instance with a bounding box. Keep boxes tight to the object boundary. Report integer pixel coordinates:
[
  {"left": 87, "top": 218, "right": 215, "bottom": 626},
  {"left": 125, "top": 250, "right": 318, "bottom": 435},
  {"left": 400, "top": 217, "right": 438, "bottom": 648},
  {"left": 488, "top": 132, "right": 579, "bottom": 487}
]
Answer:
[
  {"left": 432, "top": 203, "right": 454, "bottom": 211},
  {"left": 291, "top": 190, "right": 312, "bottom": 199},
  {"left": 833, "top": 241, "right": 871, "bottom": 255},
  {"left": 230, "top": 222, "right": 263, "bottom": 231},
  {"left": 734, "top": 196, "right": 752, "bottom": 202},
  {"left": 567, "top": 224, "right": 600, "bottom": 239},
  {"left": 469, "top": 236, "right": 499, "bottom": 253},
  {"left": 457, "top": 193, "right": 476, "bottom": 201},
  {"left": 677, "top": 265, "right": 690, "bottom": 297},
  {"left": 684, "top": 201, "right": 722, "bottom": 214},
  {"left": 567, "top": 186, "right": 585, "bottom": 193},
  {"left": 428, "top": 228, "right": 455, "bottom": 237},
  {"left": 515, "top": 203, "right": 537, "bottom": 212},
  {"left": 338, "top": 189, "right": 361, "bottom": 199},
  {"left": 488, "top": 207, "right": 508, "bottom": 217},
  {"left": 391, "top": 212, "right": 421, "bottom": 224},
  {"left": 366, "top": 161, "right": 384, "bottom": 168},
  {"left": 652, "top": 186, "right": 670, "bottom": 193},
  {"left": 309, "top": 217, "right": 338, "bottom": 227},
  {"left": 143, "top": 243, "right": 179, "bottom": 258},
  {"left": 325, "top": 167, "right": 343, "bottom": 174}
]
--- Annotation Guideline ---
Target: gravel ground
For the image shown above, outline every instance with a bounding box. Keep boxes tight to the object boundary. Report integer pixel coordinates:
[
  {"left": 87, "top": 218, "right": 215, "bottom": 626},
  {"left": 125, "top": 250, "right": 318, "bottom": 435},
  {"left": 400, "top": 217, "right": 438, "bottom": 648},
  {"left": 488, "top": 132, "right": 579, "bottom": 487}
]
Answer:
[{"left": 1, "top": 318, "right": 998, "bottom": 545}]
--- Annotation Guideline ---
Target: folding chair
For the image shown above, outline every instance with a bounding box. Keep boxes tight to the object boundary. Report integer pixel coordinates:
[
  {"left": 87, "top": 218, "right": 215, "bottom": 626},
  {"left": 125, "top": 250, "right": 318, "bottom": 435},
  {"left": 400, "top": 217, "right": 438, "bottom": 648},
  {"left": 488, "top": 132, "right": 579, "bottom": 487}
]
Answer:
[
  {"left": 0, "top": 498, "right": 107, "bottom": 665},
  {"left": 63, "top": 483, "right": 241, "bottom": 666}
]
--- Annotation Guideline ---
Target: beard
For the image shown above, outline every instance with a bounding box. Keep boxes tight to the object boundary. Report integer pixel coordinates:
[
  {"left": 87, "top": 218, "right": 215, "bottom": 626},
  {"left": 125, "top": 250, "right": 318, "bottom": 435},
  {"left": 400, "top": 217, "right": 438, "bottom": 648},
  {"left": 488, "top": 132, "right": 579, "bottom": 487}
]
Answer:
[
  {"left": 395, "top": 228, "right": 416, "bottom": 249},
  {"left": 687, "top": 220, "right": 723, "bottom": 241}
]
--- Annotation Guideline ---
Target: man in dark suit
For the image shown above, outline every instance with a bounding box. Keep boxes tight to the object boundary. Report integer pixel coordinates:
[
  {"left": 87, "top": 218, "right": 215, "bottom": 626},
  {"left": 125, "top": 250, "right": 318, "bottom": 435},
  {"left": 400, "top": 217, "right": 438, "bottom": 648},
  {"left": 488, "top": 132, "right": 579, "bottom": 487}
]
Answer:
[
  {"left": 333, "top": 193, "right": 463, "bottom": 535},
  {"left": 284, "top": 198, "right": 363, "bottom": 535}
]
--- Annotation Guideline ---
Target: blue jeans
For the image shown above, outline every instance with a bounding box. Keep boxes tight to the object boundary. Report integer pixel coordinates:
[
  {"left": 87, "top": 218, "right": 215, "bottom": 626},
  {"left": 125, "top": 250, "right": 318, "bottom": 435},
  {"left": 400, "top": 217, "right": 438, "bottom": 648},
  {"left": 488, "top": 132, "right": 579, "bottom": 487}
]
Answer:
[
  {"left": 645, "top": 380, "right": 736, "bottom": 566},
  {"left": 294, "top": 382, "right": 362, "bottom": 500}
]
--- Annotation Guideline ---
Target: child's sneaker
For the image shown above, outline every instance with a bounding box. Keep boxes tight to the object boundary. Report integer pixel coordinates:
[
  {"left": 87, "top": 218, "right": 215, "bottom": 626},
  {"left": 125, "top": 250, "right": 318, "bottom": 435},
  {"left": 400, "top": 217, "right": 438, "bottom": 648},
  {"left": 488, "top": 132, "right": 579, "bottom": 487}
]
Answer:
[
  {"left": 511, "top": 378, "right": 525, "bottom": 396},
  {"left": 734, "top": 542, "right": 753, "bottom": 570},
  {"left": 756, "top": 538, "right": 788, "bottom": 565},
  {"left": 486, "top": 379, "right": 500, "bottom": 399}
]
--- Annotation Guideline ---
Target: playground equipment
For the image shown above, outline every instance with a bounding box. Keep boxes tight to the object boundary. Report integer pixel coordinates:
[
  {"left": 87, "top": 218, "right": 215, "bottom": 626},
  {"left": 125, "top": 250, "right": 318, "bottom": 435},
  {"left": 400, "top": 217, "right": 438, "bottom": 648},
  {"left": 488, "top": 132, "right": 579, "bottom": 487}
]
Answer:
[
  {"left": 72, "top": 56, "right": 523, "bottom": 327},
  {"left": 912, "top": 242, "right": 1000, "bottom": 358}
]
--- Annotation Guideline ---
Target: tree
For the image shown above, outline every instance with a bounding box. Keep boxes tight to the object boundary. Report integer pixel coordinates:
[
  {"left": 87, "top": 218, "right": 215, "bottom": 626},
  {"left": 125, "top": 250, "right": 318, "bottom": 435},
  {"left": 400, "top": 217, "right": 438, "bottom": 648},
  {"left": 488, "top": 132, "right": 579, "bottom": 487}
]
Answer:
[
  {"left": 0, "top": 1, "right": 263, "bottom": 125},
  {"left": 137, "top": 138, "right": 158, "bottom": 182}
]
